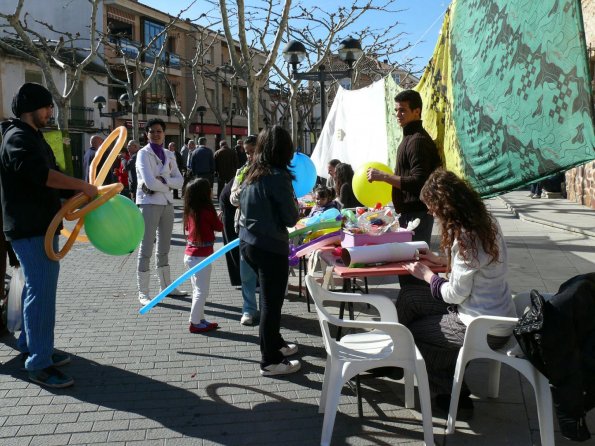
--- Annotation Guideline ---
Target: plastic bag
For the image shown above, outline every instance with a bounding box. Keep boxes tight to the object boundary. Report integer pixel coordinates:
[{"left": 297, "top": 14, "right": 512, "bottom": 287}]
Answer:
[{"left": 7, "top": 267, "right": 24, "bottom": 332}]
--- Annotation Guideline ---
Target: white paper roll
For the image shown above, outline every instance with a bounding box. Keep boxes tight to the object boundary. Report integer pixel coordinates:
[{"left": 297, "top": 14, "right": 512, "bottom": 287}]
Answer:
[{"left": 341, "top": 241, "right": 429, "bottom": 267}]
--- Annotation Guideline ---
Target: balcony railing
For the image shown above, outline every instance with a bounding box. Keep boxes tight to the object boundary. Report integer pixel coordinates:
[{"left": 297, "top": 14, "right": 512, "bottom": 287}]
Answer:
[
  {"left": 47, "top": 106, "right": 94, "bottom": 128},
  {"left": 69, "top": 106, "right": 95, "bottom": 128},
  {"left": 144, "top": 50, "right": 181, "bottom": 69},
  {"left": 165, "top": 52, "right": 180, "bottom": 69},
  {"left": 109, "top": 36, "right": 140, "bottom": 59}
]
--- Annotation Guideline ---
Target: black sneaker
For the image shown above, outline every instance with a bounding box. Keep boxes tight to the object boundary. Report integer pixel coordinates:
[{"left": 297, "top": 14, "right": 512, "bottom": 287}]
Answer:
[
  {"left": 21, "top": 352, "right": 71, "bottom": 368},
  {"left": 28, "top": 366, "right": 74, "bottom": 388},
  {"left": 434, "top": 393, "right": 474, "bottom": 420}
]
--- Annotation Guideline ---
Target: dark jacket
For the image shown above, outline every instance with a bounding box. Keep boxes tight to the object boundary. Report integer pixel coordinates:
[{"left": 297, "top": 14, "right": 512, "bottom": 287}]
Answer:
[
  {"left": 393, "top": 120, "right": 441, "bottom": 214},
  {"left": 338, "top": 183, "right": 362, "bottom": 209},
  {"left": 541, "top": 274, "right": 595, "bottom": 418},
  {"left": 82, "top": 146, "right": 97, "bottom": 182},
  {"left": 125, "top": 153, "right": 138, "bottom": 193},
  {"left": 189, "top": 146, "right": 214, "bottom": 176},
  {"left": 214, "top": 147, "right": 239, "bottom": 183},
  {"left": 239, "top": 168, "right": 299, "bottom": 255},
  {"left": 0, "top": 119, "right": 62, "bottom": 241}
]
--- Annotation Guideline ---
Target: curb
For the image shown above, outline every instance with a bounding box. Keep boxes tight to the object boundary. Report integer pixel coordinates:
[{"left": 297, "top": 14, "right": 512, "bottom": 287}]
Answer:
[{"left": 498, "top": 196, "right": 595, "bottom": 239}]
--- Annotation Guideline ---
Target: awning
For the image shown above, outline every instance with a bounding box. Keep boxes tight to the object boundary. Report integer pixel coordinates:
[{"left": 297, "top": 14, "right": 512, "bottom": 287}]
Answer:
[{"left": 106, "top": 7, "right": 135, "bottom": 26}]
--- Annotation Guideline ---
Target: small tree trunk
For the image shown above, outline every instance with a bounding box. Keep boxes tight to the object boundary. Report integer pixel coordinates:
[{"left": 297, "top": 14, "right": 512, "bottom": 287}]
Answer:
[
  {"left": 131, "top": 98, "right": 140, "bottom": 142},
  {"left": 289, "top": 86, "right": 299, "bottom": 144},
  {"left": 247, "top": 79, "right": 260, "bottom": 134}
]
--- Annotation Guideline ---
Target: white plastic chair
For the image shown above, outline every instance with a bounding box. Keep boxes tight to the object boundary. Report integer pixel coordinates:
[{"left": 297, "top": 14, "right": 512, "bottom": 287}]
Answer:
[
  {"left": 305, "top": 275, "right": 434, "bottom": 446},
  {"left": 446, "top": 292, "right": 554, "bottom": 446}
]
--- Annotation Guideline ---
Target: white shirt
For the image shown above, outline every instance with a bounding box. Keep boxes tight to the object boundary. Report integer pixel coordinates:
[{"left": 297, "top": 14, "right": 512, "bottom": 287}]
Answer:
[{"left": 439, "top": 221, "right": 517, "bottom": 336}]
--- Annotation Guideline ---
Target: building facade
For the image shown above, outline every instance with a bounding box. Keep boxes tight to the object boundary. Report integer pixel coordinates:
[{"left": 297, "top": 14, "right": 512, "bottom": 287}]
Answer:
[
  {"left": 566, "top": 0, "right": 595, "bottom": 208},
  {"left": 0, "top": 0, "right": 268, "bottom": 177}
]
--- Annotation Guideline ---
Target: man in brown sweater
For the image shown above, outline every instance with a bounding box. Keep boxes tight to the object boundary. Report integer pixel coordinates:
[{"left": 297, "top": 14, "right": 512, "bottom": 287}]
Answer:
[
  {"left": 214, "top": 140, "right": 238, "bottom": 199},
  {"left": 367, "top": 89, "right": 441, "bottom": 244}
]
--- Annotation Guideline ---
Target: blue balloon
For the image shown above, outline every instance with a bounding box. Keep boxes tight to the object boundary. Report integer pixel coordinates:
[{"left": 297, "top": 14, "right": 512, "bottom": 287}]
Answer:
[
  {"left": 139, "top": 238, "right": 240, "bottom": 315},
  {"left": 289, "top": 152, "right": 317, "bottom": 198},
  {"left": 305, "top": 207, "right": 341, "bottom": 225}
]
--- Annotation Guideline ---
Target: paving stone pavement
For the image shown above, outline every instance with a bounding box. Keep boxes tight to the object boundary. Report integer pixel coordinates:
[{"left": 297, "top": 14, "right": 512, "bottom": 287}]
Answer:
[{"left": 1, "top": 194, "right": 594, "bottom": 446}]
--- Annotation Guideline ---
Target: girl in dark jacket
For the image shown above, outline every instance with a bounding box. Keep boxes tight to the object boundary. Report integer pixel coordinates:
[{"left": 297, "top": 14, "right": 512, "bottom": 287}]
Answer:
[{"left": 238, "top": 126, "right": 300, "bottom": 376}]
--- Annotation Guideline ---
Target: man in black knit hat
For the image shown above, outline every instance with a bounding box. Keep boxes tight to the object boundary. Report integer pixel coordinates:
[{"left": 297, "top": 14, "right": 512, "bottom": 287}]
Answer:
[{"left": 0, "top": 83, "right": 97, "bottom": 388}]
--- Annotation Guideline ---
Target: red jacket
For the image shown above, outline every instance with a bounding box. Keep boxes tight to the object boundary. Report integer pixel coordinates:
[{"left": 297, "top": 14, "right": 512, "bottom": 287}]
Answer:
[
  {"left": 114, "top": 153, "right": 130, "bottom": 187},
  {"left": 184, "top": 207, "right": 223, "bottom": 257}
]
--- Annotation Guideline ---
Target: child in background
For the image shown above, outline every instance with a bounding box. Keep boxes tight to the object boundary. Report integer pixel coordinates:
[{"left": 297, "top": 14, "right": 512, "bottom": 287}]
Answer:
[
  {"left": 308, "top": 185, "right": 338, "bottom": 218},
  {"left": 183, "top": 178, "right": 224, "bottom": 333}
]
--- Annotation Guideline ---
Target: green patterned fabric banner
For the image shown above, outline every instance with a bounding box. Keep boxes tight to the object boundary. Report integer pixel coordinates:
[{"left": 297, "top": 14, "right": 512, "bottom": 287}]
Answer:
[{"left": 419, "top": 0, "right": 595, "bottom": 197}]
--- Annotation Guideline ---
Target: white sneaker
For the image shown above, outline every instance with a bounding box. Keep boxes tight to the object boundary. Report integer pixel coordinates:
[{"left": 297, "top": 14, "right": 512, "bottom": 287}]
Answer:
[
  {"left": 279, "top": 343, "right": 298, "bottom": 357},
  {"left": 240, "top": 314, "right": 254, "bottom": 326},
  {"left": 139, "top": 296, "right": 151, "bottom": 306},
  {"left": 260, "top": 358, "right": 301, "bottom": 376}
]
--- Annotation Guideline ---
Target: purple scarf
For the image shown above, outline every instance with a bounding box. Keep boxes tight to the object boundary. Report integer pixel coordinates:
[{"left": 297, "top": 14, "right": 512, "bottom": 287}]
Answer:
[{"left": 149, "top": 142, "right": 166, "bottom": 165}]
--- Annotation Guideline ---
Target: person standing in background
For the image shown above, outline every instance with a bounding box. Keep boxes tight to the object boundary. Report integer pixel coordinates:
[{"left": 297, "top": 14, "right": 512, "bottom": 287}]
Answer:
[
  {"left": 82, "top": 134, "right": 103, "bottom": 182},
  {"left": 135, "top": 118, "right": 186, "bottom": 306},
  {"left": 124, "top": 140, "right": 139, "bottom": 200},
  {"left": 168, "top": 142, "right": 185, "bottom": 199},
  {"left": 235, "top": 139, "right": 247, "bottom": 167},
  {"left": 214, "top": 140, "right": 238, "bottom": 200},
  {"left": 188, "top": 137, "right": 214, "bottom": 187}
]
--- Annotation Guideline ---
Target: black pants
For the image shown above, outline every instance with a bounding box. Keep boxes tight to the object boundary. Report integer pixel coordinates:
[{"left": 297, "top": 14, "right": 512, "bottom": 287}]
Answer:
[{"left": 240, "top": 241, "right": 288, "bottom": 366}]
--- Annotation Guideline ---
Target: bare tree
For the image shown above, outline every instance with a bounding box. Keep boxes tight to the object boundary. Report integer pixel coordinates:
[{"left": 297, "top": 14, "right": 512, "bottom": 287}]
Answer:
[
  {"left": 273, "top": 0, "right": 413, "bottom": 142},
  {"left": 0, "top": 0, "right": 101, "bottom": 130},
  {"left": 212, "top": 0, "right": 292, "bottom": 134},
  {"left": 165, "top": 27, "right": 219, "bottom": 141}
]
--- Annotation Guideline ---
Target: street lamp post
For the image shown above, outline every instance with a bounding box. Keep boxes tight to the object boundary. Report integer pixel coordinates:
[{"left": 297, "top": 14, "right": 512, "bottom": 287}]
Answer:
[
  {"left": 282, "top": 37, "right": 363, "bottom": 127},
  {"left": 310, "top": 118, "right": 317, "bottom": 148},
  {"left": 196, "top": 105, "right": 207, "bottom": 137},
  {"left": 93, "top": 94, "right": 130, "bottom": 130},
  {"left": 228, "top": 107, "right": 236, "bottom": 143}
]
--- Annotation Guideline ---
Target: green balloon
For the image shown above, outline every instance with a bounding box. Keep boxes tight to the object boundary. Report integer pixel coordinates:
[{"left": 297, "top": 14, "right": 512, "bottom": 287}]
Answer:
[{"left": 84, "top": 194, "right": 144, "bottom": 256}]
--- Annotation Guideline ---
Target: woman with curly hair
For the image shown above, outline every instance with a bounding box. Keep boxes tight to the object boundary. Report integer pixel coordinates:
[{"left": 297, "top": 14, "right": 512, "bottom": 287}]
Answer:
[
  {"left": 238, "top": 126, "right": 300, "bottom": 376},
  {"left": 397, "top": 168, "right": 516, "bottom": 417}
]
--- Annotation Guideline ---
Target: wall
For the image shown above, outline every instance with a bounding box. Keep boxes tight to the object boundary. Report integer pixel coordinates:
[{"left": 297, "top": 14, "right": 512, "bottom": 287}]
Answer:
[
  {"left": 0, "top": 1, "right": 106, "bottom": 37},
  {"left": 566, "top": 0, "right": 595, "bottom": 209}
]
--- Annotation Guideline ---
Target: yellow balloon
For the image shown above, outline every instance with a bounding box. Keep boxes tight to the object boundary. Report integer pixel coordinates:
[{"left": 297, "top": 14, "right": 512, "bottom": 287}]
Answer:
[
  {"left": 304, "top": 227, "right": 337, "bottom": 243},
  {"left": 352, "top": 162, "right": 393, "bottom": 207}
]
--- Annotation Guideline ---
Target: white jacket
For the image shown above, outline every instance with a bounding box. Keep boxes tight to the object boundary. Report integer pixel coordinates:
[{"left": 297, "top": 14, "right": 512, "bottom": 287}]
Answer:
[
  {"left": 439, "top": 220, "right": 516, "bottom": 336},
  {"left": 135, "top": 144, "right": 184, "bottom": 205}
]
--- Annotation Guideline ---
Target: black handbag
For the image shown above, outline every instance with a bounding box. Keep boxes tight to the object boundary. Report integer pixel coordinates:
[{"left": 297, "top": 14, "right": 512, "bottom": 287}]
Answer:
[{"left": 513, "top": 289, "right": 548, "bottom": 377}]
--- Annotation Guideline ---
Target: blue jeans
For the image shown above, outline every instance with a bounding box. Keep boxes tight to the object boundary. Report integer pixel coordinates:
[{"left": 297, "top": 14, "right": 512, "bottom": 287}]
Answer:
[
  {"left": 531, "top": 182, "right": 542, "bottom": 196},
  {"left": 12, "top": 236, "right": 60, "bottom": 371},
  {"left": 240, "top": 252, "right": 258, "bottom": 316}
]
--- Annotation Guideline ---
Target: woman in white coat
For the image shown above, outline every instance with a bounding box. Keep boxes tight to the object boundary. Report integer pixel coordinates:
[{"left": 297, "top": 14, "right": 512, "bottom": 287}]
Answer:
[{"left": 136, "top": 118, "right": 186, "bottom": 305}]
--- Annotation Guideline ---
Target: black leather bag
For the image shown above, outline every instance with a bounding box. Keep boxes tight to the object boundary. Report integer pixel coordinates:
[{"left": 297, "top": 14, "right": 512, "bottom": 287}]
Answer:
[{"left": 513, "top": 289, "right": 548, "bottom": 377}]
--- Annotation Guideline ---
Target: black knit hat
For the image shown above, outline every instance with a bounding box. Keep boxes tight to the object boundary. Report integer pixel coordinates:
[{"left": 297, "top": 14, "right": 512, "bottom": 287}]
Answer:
[{"left": 11, "top": 82, "right": 53, "bottom": 117}]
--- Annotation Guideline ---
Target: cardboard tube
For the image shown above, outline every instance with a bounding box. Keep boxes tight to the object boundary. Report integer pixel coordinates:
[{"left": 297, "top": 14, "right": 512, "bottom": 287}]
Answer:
[{"left": 341, "top": 241, "right": 429, "bottom": 267}]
